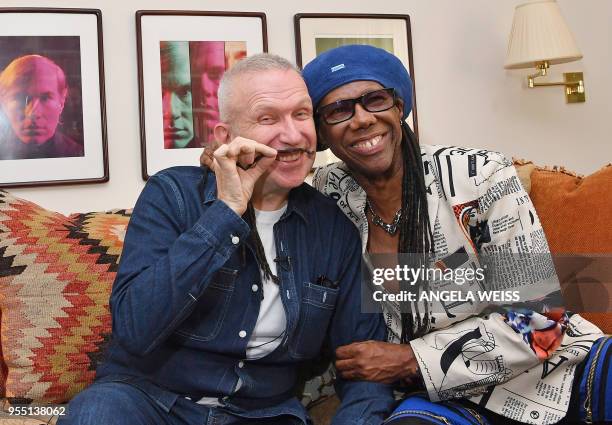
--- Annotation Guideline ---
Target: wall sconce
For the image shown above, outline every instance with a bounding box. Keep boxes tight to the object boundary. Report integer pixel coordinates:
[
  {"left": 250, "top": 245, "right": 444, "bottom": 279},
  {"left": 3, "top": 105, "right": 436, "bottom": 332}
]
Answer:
[{"left": 505, "top": 0, "right": 585, "bottom": 103}]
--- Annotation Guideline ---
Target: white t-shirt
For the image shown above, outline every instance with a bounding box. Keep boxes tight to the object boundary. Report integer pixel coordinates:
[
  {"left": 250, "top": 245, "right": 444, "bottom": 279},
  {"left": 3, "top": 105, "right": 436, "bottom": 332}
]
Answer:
[
  {"left": 197, "top": 204, "right": 288, "bottom": 405},
  {"left": 246, "top": 205, "right": 288, "bottom": 359}
]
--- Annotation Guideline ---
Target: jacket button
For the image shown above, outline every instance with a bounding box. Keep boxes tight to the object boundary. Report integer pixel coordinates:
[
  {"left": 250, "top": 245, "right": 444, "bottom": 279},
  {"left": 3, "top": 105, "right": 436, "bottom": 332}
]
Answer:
[
  {"left": 231, "top": 235, "right": 240, "bottom": 245},
  {"left": 238, "top": 361, "right": 245, "bottom": 368},
  {"left": 239, "top": 330, "right": 247, "bottom": 338},
  {"left": 251, "top": 284, "right": 259, "bottom": 292}
]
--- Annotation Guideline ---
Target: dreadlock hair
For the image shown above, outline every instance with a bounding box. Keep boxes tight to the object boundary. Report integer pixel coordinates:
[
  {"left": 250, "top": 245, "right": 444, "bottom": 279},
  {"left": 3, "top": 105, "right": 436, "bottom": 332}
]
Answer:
[
  {"left": 198, "top": 166, "right": 279, "bottom": 285},
  {"left": 200, "top": 53, "right": 297, "bottom": 284},
  {"left": 398, "top": 121, "right": 434, "bottom": 342},
  {"left": 244, "top": 203, "right": 280, "bottom": 284}
]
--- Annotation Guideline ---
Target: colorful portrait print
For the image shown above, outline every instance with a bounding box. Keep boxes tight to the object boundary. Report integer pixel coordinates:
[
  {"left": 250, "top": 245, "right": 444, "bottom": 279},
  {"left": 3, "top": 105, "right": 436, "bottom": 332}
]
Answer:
[
  {"left": 0, "top": 36, "right": 84, "bottom": 160},
  {"left": 315, "top": 37, "right": 394, "bottom": 56},
  {"left": 159, "top": 40, "right": 246, "bottom": 150}
]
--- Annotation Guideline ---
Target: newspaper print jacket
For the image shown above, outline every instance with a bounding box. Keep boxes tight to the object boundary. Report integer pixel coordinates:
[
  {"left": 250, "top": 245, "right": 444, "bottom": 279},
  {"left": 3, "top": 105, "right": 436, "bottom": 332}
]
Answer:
[{"left": 313, "top": 145, "right": 603, "bottom": 425}]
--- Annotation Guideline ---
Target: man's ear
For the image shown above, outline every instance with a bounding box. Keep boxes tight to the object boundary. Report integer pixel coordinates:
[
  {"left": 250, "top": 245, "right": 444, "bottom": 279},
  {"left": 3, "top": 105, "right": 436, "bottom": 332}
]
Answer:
[
  {"left": 213, "top": 122, "right": 231, "bottom": 147},
  {"left": 395, "top": 98, "right": 405, "bottom": 119}
]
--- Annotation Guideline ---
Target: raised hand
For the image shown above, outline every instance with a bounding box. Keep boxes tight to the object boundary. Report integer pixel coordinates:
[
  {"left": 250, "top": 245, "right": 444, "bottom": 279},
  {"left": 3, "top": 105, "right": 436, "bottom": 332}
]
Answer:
[{"left": 206, "top": 137, "right": 277, "bottom": 216}]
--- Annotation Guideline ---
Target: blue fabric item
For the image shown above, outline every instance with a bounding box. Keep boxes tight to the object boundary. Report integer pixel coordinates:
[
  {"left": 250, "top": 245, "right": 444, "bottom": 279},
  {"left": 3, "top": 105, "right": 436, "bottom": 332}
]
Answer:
[
  {"left": 87, "top": 166, "right": 394, "bottom": 425},
  {"left": 575, "top": 335, "right": 612, "bottom": 423},
  {"left": 385, "top": 393, "right": 491, "bottom": 425},
  {"left": 58, "top": 379, "right": 306, "bottom": 425},
  {"left": 302, "top": 44, "right": 413, "bottom": 119}
]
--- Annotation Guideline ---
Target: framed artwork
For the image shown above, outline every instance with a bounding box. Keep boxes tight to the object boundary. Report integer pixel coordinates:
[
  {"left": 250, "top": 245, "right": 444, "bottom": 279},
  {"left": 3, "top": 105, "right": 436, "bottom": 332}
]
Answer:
[
  {"left": 294, "top": 13, "right": 418, "bottom": 168},
  {"left": 137, "top": 10, "right": 268, "bottom": 179},
  {"left": 0, "top": 8, "right": 108, "bottom": 187}
]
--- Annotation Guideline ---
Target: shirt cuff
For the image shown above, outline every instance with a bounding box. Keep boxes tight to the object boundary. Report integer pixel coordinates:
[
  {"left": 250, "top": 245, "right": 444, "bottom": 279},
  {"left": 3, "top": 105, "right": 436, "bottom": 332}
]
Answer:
[
  {"left": 410, "top": 338, "right": 442, "bottom": 402},
  {"left": 194, "top": 199, "right": 250, "bottom": 256}
]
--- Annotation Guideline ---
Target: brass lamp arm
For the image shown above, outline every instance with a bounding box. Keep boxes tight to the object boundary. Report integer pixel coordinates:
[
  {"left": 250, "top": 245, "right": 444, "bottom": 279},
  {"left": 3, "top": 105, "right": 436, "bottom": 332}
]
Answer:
[{"left": 526, "top": 61, "right": 585, "bottom": 102}]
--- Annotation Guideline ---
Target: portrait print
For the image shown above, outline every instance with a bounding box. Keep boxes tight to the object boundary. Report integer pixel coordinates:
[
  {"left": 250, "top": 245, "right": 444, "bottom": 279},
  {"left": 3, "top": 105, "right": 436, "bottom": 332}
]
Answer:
[
  {"left": 0, "top": 36, "right": 85, "bottom": 161},
  {"left": 137, "top": 10, "right": 266, "bottom": 179},
  {"left": 315, "top": 37, "right": 394, "bottom": 56},
  {"left": 159, "top": 40, "right": 246, "bottom": 150}
]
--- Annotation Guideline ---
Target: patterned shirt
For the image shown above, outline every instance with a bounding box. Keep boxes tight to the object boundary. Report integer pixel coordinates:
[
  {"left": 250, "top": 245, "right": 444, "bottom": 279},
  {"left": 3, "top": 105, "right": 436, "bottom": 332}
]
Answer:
[{"left": 313, "top": 144, "right": 603, "bottom": 425}]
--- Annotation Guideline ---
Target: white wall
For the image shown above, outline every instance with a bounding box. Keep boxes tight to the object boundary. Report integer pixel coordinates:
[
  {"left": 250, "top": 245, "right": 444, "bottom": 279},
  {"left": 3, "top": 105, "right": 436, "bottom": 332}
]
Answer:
[{"left": 4, "top": 0, "right": 611, "bottom": 214}]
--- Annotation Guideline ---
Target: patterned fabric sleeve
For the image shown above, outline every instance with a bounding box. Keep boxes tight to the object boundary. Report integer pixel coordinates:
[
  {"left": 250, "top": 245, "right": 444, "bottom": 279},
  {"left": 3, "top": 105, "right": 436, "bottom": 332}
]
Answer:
[
  {"left": 410, "top": 151, "right": 567, "bottom": 402},
  {"left": 312, "top": 162, "right": 339, "bottom": 196},
  {"left": 476, "top": 153, "right": 567, "bottom": 361}
]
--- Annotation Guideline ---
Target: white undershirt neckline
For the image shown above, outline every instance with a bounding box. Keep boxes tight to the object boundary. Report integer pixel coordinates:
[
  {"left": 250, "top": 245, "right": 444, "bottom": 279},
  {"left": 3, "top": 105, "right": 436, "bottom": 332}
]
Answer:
[
  {"left": 246, "top": 204, "right": 288, "bottom": 360},
  {"left": 197, "top": 203, "right": 288, "bottom": 406}
]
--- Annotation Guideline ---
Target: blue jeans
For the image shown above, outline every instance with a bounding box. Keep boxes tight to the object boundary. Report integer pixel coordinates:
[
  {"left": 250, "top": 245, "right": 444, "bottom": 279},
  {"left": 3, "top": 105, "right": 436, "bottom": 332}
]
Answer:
[
  {"left": 385, "top": 336, "right": 612, "bottom": 424},
  {"left": 58, "top": 381, "right": 308, "bottom": 425}
]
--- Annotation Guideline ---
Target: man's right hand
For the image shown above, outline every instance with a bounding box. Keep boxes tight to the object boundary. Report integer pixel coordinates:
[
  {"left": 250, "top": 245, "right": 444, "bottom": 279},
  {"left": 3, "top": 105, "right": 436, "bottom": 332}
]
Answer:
[
  {"left": 335, "top": 340, "right": 421, "bottom": 385},
  {"left": 206, "top": 137, "right": 277, "bottom": 216}
]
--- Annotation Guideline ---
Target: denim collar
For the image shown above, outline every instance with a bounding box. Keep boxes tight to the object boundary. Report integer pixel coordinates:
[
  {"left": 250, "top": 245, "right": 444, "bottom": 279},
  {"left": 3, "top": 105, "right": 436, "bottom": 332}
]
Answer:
[{"left": 202, "top": 169, "right": 308, "bottom": 223}]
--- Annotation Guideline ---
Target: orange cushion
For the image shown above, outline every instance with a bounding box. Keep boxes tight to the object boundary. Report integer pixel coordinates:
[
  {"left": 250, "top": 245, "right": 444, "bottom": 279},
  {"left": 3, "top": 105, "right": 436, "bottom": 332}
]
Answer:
[
  {"left": 529, "top": 165, "right": 612, "bottom": 253},
  {"left": 528, "top": 164, "right": 612, "bottom": 333}
]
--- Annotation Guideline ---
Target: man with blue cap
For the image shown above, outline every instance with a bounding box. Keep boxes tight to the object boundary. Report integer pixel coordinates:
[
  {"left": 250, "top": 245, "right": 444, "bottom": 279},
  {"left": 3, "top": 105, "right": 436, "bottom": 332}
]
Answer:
[{"left": 302, "top": 44, "right": 607, "bottom": 424}]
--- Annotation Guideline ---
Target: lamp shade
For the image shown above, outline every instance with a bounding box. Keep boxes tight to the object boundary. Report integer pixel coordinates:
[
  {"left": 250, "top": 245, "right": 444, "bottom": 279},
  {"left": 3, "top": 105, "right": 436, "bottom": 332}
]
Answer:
[{"left": 505, "top": 0, "right": 582, "bottom": 69}]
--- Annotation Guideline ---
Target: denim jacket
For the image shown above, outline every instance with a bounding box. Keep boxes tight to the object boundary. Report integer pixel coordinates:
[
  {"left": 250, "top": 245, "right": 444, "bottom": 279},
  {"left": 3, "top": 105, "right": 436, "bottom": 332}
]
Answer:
[{"left": 97, "top": 166, "right": 394, "bottom": 425}]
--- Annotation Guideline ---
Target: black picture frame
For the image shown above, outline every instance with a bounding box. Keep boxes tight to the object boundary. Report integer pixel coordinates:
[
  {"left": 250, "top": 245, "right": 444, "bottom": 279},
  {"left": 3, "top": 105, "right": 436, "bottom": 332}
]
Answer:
[
  {"left": 136, "top": 10, "right": 268, "bottom": 180},
  {"left": 0, "top": 8, "right": 108, "bottom": 188}
]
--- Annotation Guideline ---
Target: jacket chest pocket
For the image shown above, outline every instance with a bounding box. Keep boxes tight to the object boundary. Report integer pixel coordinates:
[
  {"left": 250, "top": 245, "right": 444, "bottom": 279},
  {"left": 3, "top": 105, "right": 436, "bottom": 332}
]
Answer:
[
  {"left": 174, "top": 267, "right": 236, "bottom": 342},
  {"left": 289, "top": 282, "right": 339, "bottom": 359}
]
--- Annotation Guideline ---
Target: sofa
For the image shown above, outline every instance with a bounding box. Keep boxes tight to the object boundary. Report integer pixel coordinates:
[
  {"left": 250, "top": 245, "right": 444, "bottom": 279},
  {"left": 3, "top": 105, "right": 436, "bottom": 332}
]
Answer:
[{"left": 1, "top": 160, "right": 610, "bottom": 425}]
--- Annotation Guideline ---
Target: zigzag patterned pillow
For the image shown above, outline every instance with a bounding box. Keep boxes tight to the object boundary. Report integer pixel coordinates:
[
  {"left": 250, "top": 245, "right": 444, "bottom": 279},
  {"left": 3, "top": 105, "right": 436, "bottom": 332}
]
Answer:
[{"left": 0, "top": 190, "right": 130, "bottom": 404}]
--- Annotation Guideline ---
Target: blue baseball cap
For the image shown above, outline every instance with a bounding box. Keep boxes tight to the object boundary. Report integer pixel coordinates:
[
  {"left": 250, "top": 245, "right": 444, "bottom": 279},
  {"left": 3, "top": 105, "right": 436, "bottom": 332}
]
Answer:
[{"left": 302, "top": 44, "right": 413, "bottom": 122}]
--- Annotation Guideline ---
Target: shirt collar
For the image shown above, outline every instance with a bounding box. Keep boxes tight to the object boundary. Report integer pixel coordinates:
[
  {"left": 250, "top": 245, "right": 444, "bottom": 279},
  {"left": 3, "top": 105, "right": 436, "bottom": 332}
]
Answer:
[
  {"left": 201, "top": 169, "right": 218, "bottom": 205},
  {"left": 285, "top": 184, "right": 309, "bottom": 223},
  {"left": 202, "top": 170, "right": 308, "bottom": 223}
]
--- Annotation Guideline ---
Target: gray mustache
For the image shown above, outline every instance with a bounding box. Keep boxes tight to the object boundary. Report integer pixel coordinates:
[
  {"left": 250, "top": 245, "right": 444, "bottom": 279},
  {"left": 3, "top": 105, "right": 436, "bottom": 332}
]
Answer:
[{"left": 237, "top": 148, "right": 315, "bottom": 170}]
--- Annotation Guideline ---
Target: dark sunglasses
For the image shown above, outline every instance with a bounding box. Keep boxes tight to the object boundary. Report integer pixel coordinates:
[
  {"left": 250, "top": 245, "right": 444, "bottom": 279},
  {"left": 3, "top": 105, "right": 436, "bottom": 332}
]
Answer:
[{"left": 316, "top": 88, "right": 396, "bottom": 125}]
